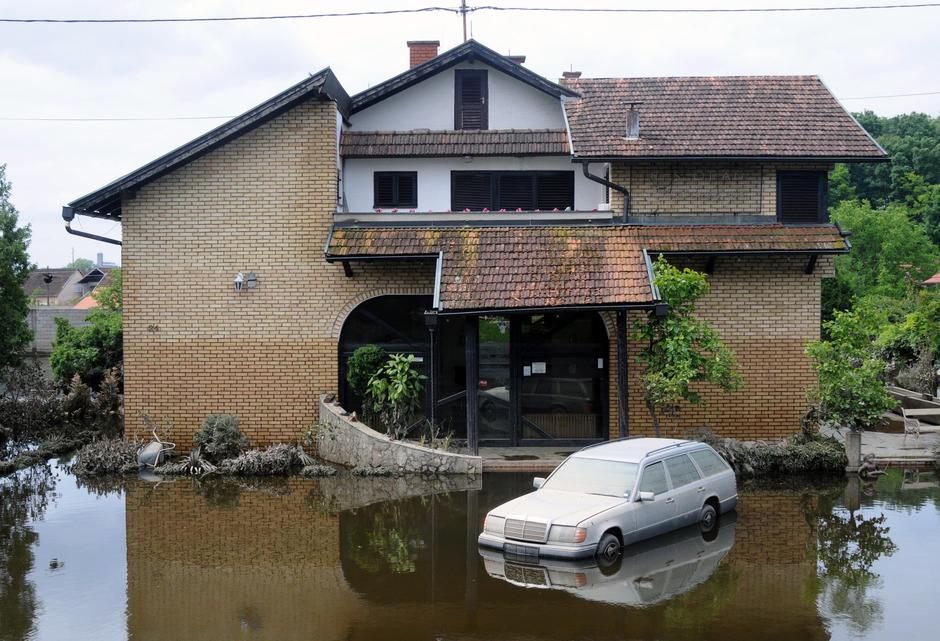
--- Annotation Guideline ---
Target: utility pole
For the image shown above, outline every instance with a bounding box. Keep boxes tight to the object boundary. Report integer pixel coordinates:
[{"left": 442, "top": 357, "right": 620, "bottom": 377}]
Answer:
[{"left": 461, "top": 0, "right": 468, "bottom": 42}]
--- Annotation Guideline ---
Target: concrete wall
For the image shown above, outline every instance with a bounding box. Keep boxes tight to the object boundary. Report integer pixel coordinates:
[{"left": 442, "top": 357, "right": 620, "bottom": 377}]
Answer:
[
  {"left": 342, "top": 157, "right": 607, "bottom": 212},
  {"left": 27, "top": 307, "right": 92, "bottom": 354},
  {"left": 349, "top": 61, "right": 565, "bottom": 131}
]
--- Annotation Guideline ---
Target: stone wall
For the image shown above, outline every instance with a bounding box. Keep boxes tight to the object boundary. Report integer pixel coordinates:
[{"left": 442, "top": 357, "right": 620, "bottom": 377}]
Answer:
[{"left": 317, "top": 397, "right": 482, "bottom": 475}]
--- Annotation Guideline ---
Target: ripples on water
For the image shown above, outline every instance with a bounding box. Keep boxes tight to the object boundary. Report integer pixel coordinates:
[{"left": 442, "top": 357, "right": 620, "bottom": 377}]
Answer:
[{"left": 1, "top": 463, "right": 938, "bottom": 641}]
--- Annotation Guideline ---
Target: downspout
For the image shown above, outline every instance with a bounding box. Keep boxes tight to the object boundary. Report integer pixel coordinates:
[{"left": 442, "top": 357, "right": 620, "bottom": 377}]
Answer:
[
  {"left": 62, "top": 207, "right": 122, "bottom": 246},
  {"left": 579, "top": 161, "right": 630, "bottom": 224}
]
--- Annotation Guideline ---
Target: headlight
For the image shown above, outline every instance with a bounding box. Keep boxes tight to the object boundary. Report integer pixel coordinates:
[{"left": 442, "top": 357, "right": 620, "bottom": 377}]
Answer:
[
  {"left": 483, "top": 514, "right": 505, "bottom": 535},
  {"left": 548, "top": 525, "right": 587, "bottom": 544}
]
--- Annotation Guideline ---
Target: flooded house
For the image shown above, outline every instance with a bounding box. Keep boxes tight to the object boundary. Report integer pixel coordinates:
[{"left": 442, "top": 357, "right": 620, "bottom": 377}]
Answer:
[{"left": 62, "top": 39, "right": 886, "bottom": 450}]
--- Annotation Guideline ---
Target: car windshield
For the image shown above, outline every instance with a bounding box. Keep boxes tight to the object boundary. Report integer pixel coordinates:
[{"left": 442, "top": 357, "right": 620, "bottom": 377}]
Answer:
[{"left": 541, "top": 457, "right": 639, "bottom": 497}]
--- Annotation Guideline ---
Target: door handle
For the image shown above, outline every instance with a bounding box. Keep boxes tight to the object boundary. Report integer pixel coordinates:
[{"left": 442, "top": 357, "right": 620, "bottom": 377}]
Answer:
[
  {"left": 696, "top": 487, "right": 706, "bottom": 493},
  {"left": 664, "top": 497, "right": 675, "bottom": 504}
]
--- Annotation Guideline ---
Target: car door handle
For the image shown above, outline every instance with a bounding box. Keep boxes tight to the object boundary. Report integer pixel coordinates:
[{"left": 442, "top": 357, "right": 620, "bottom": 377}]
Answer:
[
  {"left": 696, "top": 487, "right": 706, "bottom": 493},
  {"left": 664, "top": 497, "right": 675, "bottom": 504}
]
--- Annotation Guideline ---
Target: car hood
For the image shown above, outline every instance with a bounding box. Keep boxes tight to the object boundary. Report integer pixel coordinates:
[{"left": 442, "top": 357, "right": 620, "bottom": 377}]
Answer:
[{"left": 490, "top": 490, "right": 626, "bottom": 525}]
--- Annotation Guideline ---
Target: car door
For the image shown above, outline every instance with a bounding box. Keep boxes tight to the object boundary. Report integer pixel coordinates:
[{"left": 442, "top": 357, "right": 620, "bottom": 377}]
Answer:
[
  {"left": 633, "top": 461, "right": 677, "bottom": 540},
  {"left": 663, "top": 454, "right": 704, "bottom": 528}
]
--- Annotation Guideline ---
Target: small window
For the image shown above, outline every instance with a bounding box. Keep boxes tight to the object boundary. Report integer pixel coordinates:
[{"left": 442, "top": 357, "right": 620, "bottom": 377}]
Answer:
[
  {"left": 664, "top": 455, "right": 702, "bottom": 488},
  {"left": 689, "top": 449, "right": 730, "bottom": 477},
  {"left": 374, "top": 172, "right": 417, "bottom": 208},
  {"left": 451, "top": 171, "right": 575, "bottom": 211},
  {"left": 777, "top": 171, "right": 827, "bottom": 223},
  {"left": 455, "top": 69, "right": 488, "bottom": 130},
  {"left": 639, "top": 461, "right": 669, "bottom": 495}
]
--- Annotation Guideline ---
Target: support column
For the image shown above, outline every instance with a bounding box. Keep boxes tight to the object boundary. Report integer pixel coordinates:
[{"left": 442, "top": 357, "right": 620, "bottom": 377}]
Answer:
[
  {"left": 465, "top": 315, "right": 479, "bottom": 455},
  {"left": 617, "top": 309, "right": 629, "bottom": 439},
  {"left": 424, "top": 310, "right": 439, "bottom": 429}
]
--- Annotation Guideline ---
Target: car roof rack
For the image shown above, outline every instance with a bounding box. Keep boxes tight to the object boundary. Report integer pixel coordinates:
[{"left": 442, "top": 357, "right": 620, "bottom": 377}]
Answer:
[
  {"left": 644, "top": 442, "right": 690, "bottom": 458},
  {"left": 575, "top": 436, "right": 644, "bottom": 453}
]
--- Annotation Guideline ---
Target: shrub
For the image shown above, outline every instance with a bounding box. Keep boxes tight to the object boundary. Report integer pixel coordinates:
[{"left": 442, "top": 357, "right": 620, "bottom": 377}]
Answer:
[
  {"left": 366, "top": 353, "right": 426, "bottom": 439},
  {"left": 94, "top": 368, "right": 123, "bottom": 437},
  {"left": 220, "top": 444, "right": 297, "bottom": 476},
  {"left": 301, "top": 464, "right": 338, "bottom": 477},
  {"left": 61, "top": 374, "right": 94, "bottom": 432},
  {"left": 0, "top": 360, "right": 63, "bottom": 448},
  {"left": 193, "top": 414, "right": 248, "bottom": 462},
  {"left": 695, "top": 430, "right": 847, "bottom": 478},
  {"left": 71, "top": 439, "right": 139, "bottom": 476},
  {"left": 346, "top": 345, "right": 388, "bottom": 399},
  {"left": 50, "top": 309, "right": 123, "bottom": 390}
]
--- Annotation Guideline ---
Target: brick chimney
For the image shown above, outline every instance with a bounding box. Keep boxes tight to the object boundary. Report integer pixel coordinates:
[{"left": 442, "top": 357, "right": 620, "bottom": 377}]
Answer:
[
  {"left": 507, "top": 55, "right": 526, "bottom": 65},
  {"left": 560, "top": 70, "right": 581, "bottom": 84},
  {"left": 407, "top": 40, "right": 440, "bottom": 69}
]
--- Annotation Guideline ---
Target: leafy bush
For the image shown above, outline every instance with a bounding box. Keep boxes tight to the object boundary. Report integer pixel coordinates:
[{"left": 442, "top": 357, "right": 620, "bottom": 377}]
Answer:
[
  {"left": 695, "top": 431, "right": 847, "bottom": 478},
  {"left": 352, "top": 466, "right": 397, "bottom": 477},
  {"left": 301, "top": 464, "right": 338, "bottom": 477},
  {"left": 71, "top": 439, "right": 139, "bottom": 476},
  {"left": 193, "top": 414, "right": 248, "bottom": 462},
  {"left": 807, "top": 311, "right": 897, "bottom": 431},
  {"left": 346, "top": 345, "right": 387, "bottom": 399},
  {"left": 0, "top": 360, "right": 63, "bottom": 448},
  {"left": 366, "top": 354, "right": 426, "bottom": 439},
  {"left": 219, "top": 444, "right": 297, "bottom": 476},
  {"left": 50, "top": 308, "right": 123, "bottom": 390}
]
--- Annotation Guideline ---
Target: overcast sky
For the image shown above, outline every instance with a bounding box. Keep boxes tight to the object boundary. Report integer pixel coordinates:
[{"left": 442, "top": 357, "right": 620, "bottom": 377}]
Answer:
[{"left": 2, "top": 0, "right": 938, "bottom": 268}]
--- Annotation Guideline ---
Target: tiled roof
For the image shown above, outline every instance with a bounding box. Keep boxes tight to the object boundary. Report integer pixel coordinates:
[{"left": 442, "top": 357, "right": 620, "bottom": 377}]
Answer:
[
  {"left": 327, "top": 223, "right": 847, "bottom": 312},
  {"left": 23, "top": 268, "right": 79, "bottom": 299},
  {"left": 924, "top": 271, "right": 940, "bottom": 285},
  {"left": 563, "top": 76, "right": 886, "bottom": 160},
  {"left": 340, "top": 129, "right": 569, "bottom": 157}
]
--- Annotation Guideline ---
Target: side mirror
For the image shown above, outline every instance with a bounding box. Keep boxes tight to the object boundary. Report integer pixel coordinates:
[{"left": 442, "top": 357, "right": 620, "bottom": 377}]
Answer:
[
  {"left": 533, "top": 477, "right": 546, "bottom": 489},
  {"left": 638, "top": 491, "right": 655, "bottom": 502}
]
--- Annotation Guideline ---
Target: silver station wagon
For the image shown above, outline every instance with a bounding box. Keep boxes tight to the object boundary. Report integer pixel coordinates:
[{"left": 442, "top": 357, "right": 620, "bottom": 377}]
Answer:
[{"left": 478, "top": 438, "right": 737, "bottom": 565}]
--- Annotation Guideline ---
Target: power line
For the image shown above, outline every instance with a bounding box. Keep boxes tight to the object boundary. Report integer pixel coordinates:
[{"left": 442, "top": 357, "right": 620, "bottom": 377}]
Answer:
[
  {"left": 1, "top": 3, "right": 938, "bottom": 24},
  {"left": 842, "top": 90, "right": 940, "bottom": 99}
]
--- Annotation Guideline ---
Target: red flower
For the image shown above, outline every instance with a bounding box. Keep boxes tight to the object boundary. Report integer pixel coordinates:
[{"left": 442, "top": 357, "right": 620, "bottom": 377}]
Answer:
[
  {"left": 482, "top": 208, "right": 490, "bottom": 213},
  {"left": 374, "top": 208, "right": 382, "bottom": 213}
]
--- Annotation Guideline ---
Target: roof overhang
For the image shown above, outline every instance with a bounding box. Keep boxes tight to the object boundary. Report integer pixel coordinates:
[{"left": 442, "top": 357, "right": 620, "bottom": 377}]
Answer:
[{"left": 571, "top": 155, "right": 890, "bottom": 164}]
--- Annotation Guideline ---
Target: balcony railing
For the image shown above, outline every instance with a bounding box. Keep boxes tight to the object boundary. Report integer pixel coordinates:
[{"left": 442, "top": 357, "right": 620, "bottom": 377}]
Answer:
[{"left": 334, "top": 209, "right": 615, "bottom": 226}]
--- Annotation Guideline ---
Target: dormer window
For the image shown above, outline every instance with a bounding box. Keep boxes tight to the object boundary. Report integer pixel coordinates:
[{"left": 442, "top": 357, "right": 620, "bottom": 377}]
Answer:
[{"left": 455, "top": 69, "right": 488, "bottom": 130}]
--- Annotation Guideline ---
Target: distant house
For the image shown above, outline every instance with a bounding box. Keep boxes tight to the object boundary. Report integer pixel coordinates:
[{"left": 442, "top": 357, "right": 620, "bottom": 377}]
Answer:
[
  {"left": 924, "top": 271, "right": 940, "bottom": 286},
  {"left": 23, "top": 268, "right": 84, "bottom": 306},
  {"left": 63, "top": 39, "right": 886, "bottom": 449}
]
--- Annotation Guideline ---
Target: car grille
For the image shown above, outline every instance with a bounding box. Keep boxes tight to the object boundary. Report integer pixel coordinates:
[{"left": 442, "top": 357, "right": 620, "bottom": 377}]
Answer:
[
  {"left": 504, "top": 518, "right": 547, "bottom": 543},
  {"left": 505, "top": 563, "right": 548, "bottom": 586}
]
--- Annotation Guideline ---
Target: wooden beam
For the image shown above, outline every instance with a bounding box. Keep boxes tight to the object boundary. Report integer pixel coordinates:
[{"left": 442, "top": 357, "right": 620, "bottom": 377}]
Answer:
[
  {"left": 705, "top": 255, "right": 716, "bottom": 275},
  {"left": 804, "top": 254, "right": 818, "bottom": 274},
  {"left": 616, "top": 310, "right": 629, "bottom": 439},
  {"left": 465, "top": 315, "right": 479, "bottom": 455},
  {"left": 342, "top": 261, "right": 354, "bottom": 277}
]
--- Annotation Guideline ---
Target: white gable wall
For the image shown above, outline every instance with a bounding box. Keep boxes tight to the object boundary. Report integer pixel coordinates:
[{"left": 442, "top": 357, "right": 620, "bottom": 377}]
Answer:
[
  {"left": 349, "top": 62, "right": 565, "bottom": 131},
  {"left": 342, "top": 157, "right": 608, "bottom": 212}
]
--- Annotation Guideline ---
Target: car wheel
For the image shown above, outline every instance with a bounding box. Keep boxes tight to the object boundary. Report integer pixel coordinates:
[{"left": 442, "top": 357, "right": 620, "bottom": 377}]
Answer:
[
  {"left": 699, "top": 503, "right": 718, "bottom": 536},
  {"left": 595, "top": 532, "right": 621, "bottom": 568}
]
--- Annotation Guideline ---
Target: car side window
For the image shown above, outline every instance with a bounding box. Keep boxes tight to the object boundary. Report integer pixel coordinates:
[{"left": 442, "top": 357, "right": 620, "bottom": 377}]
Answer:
[
  {"left": 689, "top": 449, "right": 729, "bottom": 477},
  {"left": 664, "top": 454, "right": 702, "bottom": 488},
  {"left": 639, "top": 461, "right": 669, "bottom": 495}
]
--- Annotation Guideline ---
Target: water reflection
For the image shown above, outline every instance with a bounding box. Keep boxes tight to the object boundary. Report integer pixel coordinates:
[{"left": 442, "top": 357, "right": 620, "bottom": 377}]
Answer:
[{"left": 0, "top": 466, "right": 936, "bottom": 641}]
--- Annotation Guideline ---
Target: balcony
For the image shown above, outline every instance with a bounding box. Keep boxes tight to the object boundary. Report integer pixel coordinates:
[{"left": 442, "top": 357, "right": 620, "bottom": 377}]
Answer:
[{"left": 333, "top": 208, "right": 616, "bottom": 227}]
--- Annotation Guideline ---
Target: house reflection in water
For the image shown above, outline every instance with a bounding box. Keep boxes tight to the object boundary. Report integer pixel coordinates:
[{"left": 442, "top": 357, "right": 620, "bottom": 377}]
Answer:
[{"left": 125, "top": 474, "right": 831, "bottom": 641}]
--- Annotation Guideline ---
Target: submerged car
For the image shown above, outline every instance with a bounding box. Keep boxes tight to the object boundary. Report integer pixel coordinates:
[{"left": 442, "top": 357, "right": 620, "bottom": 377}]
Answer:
[
  {"left": 480, "top": 514, "right": 737, "bottom": 607},
  {"left": 478, "top": 438, "right": 737, "bottom": 565}
]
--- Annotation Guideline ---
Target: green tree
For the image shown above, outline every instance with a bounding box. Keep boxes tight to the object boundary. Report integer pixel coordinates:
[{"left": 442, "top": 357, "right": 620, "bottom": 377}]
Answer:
[
  {"left": 633, "top": 256, "right": 741, "bottom": 436},
  {"left": 0, "top": 164, "right": 33, "bottom": 368},
  {"left": 49, "top": 308, "right": 123, "bottom": 389},
  {"left": 65, "top": 257, "right": 95, "bottom": 271},
  {"left": 366, "top": 353, "right": 426, "bottom": 439}
]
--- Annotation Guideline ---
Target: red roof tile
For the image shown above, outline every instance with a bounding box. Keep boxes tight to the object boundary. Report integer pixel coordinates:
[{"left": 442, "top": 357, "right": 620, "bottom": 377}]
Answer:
[
  {"left": 327, "top": 223, "right": 847, "bottom": 312},
  {"left": 563, "top": 76, "right": 886, "bottom": 160},
  {"left": 340, "top": 129, "right": 569, "bottom": 157}
]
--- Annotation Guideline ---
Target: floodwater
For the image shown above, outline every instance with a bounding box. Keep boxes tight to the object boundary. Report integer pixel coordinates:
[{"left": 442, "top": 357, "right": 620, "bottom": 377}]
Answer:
[{"left": 1, "top": 463, "right": 939, "bottom": 641}]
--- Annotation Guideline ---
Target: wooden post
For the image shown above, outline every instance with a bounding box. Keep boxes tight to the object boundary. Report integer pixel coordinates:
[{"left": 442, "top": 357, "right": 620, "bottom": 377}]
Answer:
[
  {"left": 617, "top": 309, "right": 629, "bottom": 438},
  {"left": 465, "top": 315, "right": 479, "bottom": 455}
]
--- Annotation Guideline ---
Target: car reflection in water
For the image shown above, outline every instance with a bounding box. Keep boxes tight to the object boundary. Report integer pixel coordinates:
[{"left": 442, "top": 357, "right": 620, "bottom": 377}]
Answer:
[{"left": 479, "top": 513, "right": 736, "bottom": 607}]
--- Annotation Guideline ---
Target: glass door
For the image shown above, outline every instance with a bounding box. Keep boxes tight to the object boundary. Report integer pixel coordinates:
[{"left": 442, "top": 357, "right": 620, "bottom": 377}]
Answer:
[{"left": 478, "top": 315, "right": 512, "bottom": 444}]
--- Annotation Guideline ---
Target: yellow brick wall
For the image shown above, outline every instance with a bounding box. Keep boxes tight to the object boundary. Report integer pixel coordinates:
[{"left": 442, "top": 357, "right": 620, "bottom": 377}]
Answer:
[
  {"left": 607, "top": 255, "right": 833, "bottom": 440},
  {"left": 609, "top": 162, "right": 832, "bottom": 217},
  {"left": 122, "top": 100, "right": 435, "bottom": 446}
]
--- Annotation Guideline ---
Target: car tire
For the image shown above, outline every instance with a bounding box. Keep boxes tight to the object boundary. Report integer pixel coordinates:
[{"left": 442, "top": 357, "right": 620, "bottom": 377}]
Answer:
[
  {"left": 595, "top": 532, "right": 621, "bottom": 568},
  {"left": 699, "top": 503, "right": 718, "bottom": 536}
]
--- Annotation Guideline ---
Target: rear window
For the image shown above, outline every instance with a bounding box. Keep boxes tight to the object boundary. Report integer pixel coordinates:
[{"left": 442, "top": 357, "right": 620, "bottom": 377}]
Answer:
[
  {"left": 542, "top": 457, "right": 638, "bottom": 497},
  {"left": 690, "top": 449, "right": 730, "bottom": 477},
  {"left": 664, "top": 455, "right": 702, "bottom": 488}
]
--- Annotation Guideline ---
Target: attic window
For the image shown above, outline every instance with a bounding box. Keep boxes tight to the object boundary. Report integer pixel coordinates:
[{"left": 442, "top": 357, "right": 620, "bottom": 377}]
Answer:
[
  {"left": 777, "top": 171, "right": 828, "bottom": 224},
  {"left": 455, "top": 69, "right": 488, "bottom": 130}
]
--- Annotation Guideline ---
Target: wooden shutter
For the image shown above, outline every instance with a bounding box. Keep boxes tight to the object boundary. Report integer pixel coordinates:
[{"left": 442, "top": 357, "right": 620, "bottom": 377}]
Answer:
[
  {"left": 452, "top": 172, "right": 493, "bottom": 210},
  {"left": 374, "top": 173, "right": 395, "bottom": 207},
  {"left": 777, "top": 172, "right": 826, "bottom": 223},
  {"left": 455, "top": 70, "right": 488, "bottom": 130},
  {"left": 374, "top": 172, "right": 417, "bottom": 208},
  {"left": 536, "top": 172, "right": 575, "bottom": 210},
  {"left": 497, "top": 174, "right": 536, "bottom": 210},
  {"left": 396, "top": 174, "right": 417, "bottom": 208}
]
